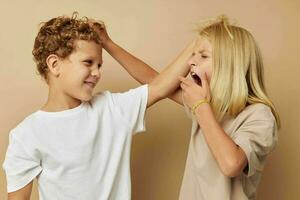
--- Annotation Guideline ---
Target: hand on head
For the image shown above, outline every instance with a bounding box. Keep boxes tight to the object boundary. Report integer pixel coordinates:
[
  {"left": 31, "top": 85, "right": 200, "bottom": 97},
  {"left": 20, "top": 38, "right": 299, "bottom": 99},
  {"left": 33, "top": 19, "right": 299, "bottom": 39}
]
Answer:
[{"left": 88, "top": 19, "right": 111, "bottom": 45}]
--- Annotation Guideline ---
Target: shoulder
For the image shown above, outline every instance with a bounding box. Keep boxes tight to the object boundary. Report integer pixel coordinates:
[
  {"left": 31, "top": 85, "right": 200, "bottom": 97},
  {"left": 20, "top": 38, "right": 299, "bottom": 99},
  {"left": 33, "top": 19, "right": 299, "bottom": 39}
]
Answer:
[
  {"left": 233, "top": 104, "right": 278, "bottom": 146},
  {"left": 6, "top": 113, "right": 41, "bottom": 150},
  {"left": 232, "top": 103, "right": 278, "bottom": 133},
  {"left": 88, "top": 90, "right": 114, "bottom": 109},
  {"left": 10, "top": 113, "right": 37, "bottom": 139},
  {"left": 239, "top": 103, "right": 275, "bottom": 123}
]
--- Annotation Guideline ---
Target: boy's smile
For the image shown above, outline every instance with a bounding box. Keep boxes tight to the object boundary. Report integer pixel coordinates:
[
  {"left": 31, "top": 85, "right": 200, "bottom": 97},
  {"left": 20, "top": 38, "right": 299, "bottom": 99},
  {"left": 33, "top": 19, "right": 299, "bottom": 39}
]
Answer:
[{"left": 43, "top": 40, "right": 103, "bottom": 112}]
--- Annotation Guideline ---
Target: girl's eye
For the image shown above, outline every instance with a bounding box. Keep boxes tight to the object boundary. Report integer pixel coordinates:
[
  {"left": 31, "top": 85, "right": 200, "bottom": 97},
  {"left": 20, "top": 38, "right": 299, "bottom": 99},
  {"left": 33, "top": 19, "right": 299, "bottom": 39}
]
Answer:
[
  {"left": 202, "top": 55, "right": 208, "bottom": 59},
  {"left": 98, "top": 64, "right": 102, "bottom": 69}
]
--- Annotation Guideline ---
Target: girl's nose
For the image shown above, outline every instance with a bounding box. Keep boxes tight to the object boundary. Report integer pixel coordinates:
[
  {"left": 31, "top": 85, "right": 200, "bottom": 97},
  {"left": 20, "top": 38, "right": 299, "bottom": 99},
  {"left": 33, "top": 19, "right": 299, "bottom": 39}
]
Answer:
[
  {"left": 187, "top": 57, "right": 195, "bottom": 67},
  {"left": 188, "top": 55, "right": 198, "bottom": 68},
  {"left": 188, "top": 59, "right": 197, "bottom": 71}
]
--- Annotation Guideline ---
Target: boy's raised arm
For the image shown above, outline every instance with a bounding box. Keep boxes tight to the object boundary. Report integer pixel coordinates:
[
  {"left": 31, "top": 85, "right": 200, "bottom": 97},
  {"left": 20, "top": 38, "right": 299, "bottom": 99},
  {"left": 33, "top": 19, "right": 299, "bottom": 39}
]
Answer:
[{"left": 92, "top": 23, "right": 187, "bottom": 105}]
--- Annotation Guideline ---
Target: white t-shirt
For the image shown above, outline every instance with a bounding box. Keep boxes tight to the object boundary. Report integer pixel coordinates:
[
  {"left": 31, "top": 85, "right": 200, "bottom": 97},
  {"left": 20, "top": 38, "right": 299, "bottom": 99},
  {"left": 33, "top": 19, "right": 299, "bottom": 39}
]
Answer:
[{"left": 3, "top": 85, "right": 148, "bottom": 200}]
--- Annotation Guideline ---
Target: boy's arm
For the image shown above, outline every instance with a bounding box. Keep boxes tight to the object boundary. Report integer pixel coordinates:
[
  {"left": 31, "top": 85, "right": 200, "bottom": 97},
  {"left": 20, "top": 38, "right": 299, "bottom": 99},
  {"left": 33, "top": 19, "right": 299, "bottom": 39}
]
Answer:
[
  {"left": 104, "top": 40, "right": 183, "bottom": 104},
  {"left": 8, "top": 181, "right": 33, "bottom": 200},
  {"left": 94, "top": 24, "right": 183, "bottom": 105}
]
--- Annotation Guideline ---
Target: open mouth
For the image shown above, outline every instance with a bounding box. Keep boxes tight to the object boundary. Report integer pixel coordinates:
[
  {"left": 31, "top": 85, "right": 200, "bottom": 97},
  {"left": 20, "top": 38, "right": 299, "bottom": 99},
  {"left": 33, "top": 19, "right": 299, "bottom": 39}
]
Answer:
[{"left": 190, "top": 72, "right": 202, "bottom": 86}]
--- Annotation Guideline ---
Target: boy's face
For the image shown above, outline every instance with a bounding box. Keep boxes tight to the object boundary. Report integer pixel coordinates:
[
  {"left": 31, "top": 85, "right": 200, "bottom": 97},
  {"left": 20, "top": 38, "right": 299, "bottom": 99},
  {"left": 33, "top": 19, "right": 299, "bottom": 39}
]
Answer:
[{"left": 56, "top": 40, "right": 103, "bottom": 101}]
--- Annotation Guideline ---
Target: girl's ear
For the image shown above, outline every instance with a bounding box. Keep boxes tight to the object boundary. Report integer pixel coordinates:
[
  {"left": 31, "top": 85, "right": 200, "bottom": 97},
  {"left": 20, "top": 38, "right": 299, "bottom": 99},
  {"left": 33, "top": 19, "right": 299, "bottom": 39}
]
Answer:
[{"left": 46, "top": 54, "right": 60, "bottom": 77}]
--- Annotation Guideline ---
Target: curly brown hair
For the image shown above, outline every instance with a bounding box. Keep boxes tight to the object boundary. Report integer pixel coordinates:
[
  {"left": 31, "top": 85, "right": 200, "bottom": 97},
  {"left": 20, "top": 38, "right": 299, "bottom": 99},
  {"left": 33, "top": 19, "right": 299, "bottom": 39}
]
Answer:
[{"left": 32, "top": 12, "right": 103, "bottom": 81}]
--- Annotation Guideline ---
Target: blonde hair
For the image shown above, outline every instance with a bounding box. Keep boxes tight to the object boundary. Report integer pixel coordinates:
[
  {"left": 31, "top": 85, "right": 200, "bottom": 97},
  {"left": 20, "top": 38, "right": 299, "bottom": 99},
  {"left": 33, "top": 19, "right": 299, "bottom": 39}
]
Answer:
[{"left": 198, "top": 15, "right": 281, "bottom": 128}]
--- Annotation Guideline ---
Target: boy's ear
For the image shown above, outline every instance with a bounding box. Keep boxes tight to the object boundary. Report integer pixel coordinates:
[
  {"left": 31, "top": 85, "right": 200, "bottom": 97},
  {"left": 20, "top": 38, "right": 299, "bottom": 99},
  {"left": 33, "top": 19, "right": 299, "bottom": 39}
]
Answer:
[{"left": 46, "top": 54, "right": 60, "bottom": 77}]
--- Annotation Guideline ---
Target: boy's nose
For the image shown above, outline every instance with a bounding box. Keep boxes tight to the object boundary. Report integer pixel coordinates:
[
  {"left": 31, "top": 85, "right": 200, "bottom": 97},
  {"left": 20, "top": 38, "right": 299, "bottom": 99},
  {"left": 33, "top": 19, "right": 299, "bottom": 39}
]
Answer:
[{"left": 91, "top": 68, "right": 101, "bottom": 79}]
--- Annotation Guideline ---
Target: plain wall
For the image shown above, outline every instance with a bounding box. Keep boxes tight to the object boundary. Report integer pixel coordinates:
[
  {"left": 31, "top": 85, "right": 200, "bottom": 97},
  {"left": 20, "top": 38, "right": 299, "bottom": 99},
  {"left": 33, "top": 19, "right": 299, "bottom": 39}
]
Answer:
[{"left": 0, "top": 0, "right": 299, "bottom": 199}]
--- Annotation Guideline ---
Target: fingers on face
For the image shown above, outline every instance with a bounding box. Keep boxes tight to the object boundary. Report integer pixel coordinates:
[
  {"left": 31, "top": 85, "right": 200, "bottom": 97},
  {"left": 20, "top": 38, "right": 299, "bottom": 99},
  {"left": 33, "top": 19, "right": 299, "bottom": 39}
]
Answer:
[
  {"left": 179, "top": 76, "right": 186, "bottom": 82},
  {"left": 180, "top": 82, "right": 187, "bottom": 90},
  {"left": 180, "top": 77, "right": 193, "bottom": 85},
  {"left": 199, "top": 72, "right": 209, "bottom": 88}
]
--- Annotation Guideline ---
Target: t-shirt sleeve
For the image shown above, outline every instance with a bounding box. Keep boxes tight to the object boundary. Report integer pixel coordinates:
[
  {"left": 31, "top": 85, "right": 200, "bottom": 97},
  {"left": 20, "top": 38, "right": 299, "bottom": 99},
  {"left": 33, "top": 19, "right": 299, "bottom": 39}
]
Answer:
[
  {"left": 110, "top": 84, "right": 148, "bottom": 134},
  {"left": 2, "top": 132, "right": 42, "bottom": 193},
  {"left": 233, "top": 107, "right": 278, "bottom": 177}
]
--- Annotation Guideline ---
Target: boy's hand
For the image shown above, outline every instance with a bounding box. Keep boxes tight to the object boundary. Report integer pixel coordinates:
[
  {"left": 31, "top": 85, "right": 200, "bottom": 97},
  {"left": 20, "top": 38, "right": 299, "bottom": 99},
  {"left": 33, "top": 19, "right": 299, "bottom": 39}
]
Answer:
[
  {"left": 89, "top": 20, "right": 112, "bottom": 46},
  {"left": 179, "top": 72, "right": 211, "bottom": 109}
]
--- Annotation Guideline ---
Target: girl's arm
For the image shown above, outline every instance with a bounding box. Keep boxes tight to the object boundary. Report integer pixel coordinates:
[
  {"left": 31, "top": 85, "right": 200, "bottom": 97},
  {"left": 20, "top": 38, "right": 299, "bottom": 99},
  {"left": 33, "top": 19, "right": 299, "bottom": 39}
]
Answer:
[
  {"left": 95, "top": 24, "right": 184, "bottom": 105},
  {"left": 194, "top": 104, "right": 248, "bottom": 177},
  {"left": 179, "top": 74, "right": 248, "bottom": 177}
]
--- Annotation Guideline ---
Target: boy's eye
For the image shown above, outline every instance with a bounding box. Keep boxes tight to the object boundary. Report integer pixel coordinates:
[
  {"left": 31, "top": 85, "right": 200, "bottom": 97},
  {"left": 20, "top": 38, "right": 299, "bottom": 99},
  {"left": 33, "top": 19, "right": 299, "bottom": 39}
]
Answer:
[
  {"left": 84, "top": 60, "right": 93, "bottom": 65},
  {"left": 98, "top": 64, "right": 102, "bottom": 69},
  {"left": 202, "top": 55, "right": 208, "bottom": 59}
]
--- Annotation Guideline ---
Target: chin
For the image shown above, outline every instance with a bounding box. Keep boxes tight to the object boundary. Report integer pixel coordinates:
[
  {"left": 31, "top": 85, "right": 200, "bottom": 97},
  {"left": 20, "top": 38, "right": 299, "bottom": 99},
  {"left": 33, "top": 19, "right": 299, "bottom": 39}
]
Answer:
[
  {"left": 74, "top": 90, "right": 93, "bottom": 102},
  {"left": 80, "top": 94, "right": 93, "bottom": 102}
]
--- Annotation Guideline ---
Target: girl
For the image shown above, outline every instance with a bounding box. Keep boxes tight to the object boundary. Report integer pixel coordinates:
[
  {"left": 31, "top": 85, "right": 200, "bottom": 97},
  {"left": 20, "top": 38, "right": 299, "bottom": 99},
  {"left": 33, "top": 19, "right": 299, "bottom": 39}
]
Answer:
[
  {"left": 96, "top": 15, "right": 280, "bottom": 200},
  {"left": 177, "top": 16, "right": 280, "bottom": 200}
]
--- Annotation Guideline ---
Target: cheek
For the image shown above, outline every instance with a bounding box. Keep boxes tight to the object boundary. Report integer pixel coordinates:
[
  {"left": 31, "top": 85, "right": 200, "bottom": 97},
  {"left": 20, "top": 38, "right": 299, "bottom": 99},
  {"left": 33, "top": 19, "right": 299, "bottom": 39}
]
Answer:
[
  {"left": 73, "top": 65, "right": 90, "bottom": 81},
  {"left": 62, "top": 68, "right": 87, "bottom": 87},
  {"left": 204, "top": 63, "right": 213, "bottom": 81},
  {"left": 207, "top": 65, "right": 213, "bottom": 75},
  {"left": 79, "top": 67, "right": 90, "bottom": 78}
]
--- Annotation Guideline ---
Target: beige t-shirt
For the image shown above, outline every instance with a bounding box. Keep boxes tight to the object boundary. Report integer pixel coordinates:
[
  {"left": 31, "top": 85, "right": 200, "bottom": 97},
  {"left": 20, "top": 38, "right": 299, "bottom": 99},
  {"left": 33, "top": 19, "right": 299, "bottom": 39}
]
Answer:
[{"left": 179, "top": 103, "right": 278, "bottom": 200}]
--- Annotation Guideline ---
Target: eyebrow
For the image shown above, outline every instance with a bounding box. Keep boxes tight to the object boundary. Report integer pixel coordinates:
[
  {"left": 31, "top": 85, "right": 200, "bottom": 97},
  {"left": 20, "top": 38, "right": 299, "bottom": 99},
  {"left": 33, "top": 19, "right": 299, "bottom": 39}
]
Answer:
[
  {"left": 192, "top": 50, "right": 211, "bottom": 56},
  {"left": 198, "top": 50, "right": 211, "bottom": 53},
  {"left": 82, "top": 55, "right": 102, "bottom": 62}
]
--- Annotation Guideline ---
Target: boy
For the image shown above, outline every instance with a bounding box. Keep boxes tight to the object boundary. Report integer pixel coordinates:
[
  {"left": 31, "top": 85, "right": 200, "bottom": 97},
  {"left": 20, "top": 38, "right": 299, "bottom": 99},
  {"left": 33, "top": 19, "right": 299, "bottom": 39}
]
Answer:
[{"left": 2, "top": 13, "right": 194, "bottom": 199}]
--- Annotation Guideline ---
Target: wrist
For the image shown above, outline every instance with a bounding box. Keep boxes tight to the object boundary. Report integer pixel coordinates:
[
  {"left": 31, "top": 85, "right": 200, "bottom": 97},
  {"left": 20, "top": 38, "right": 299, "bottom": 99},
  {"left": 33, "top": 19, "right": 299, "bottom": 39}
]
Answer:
[
  {"left": 191, "top": 99, "right": 210, "bottom": 114},
  {"left": 194, "top": 102, "right": 210, "bottom": 114},
  {"left": 194, "top": 102, "right": 213, "bottom": 127},
  {"left": 102, "top": 38, "right": 113, "bottom": 49}
]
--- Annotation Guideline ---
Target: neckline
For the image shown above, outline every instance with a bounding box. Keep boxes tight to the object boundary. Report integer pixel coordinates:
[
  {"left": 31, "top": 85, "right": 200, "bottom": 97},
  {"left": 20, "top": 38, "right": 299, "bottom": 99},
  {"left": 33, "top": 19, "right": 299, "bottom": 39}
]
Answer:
[{"left": 36, "top": 101, "right": 85, "bottom": 117}]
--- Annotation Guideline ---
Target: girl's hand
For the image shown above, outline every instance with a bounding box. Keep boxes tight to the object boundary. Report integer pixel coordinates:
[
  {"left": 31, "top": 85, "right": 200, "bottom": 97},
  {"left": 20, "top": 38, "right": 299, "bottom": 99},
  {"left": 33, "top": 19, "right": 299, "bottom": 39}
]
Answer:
[{"left": 179, "top": 72, "right": 211, "bottom": 109}]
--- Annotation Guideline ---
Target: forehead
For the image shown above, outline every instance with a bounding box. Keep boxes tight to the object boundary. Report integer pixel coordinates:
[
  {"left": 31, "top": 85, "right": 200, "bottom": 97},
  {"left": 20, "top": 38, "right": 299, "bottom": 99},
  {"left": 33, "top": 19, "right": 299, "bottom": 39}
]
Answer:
[
  {"left": 194, "top": 36, "right": 212, "bottom": 53},
  {"left": 72, "top": 40, "right": 102, "bottom": 58}
]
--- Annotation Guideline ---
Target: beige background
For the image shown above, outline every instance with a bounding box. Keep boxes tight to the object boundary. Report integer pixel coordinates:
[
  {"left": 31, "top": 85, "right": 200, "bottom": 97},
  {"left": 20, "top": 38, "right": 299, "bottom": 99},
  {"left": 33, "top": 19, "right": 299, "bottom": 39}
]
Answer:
[{"left": 0, "top": 0, "right": 299, "bottom": 199}]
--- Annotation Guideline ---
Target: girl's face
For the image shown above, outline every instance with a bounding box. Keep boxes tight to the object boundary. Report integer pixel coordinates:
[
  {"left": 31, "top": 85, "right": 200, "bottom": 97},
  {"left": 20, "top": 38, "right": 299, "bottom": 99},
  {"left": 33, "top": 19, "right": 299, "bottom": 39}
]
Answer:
[{"left": 188, "top": 36, "right": 212, "bottom": 86}]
